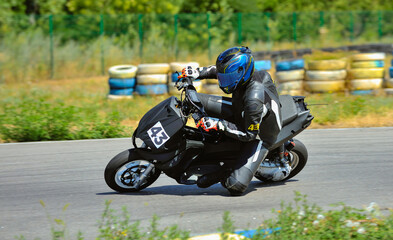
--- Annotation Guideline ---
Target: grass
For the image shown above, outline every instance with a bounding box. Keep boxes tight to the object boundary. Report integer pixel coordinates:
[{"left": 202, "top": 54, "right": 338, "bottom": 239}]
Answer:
[
  {"left": 17, "top": 192, "right": 393, "bottom": 239},
  {"left": 0, "top": 76, "right": 392, "bottom": 142}
]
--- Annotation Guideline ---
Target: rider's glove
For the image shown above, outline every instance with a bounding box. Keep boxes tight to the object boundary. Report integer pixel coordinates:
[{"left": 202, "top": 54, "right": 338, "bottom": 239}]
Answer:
[
  {"left": 196, "top": 117, "right": 225, "bottom": 132},
  {"left": 178, "top": 66, "right": 200, "bottom": 80}
]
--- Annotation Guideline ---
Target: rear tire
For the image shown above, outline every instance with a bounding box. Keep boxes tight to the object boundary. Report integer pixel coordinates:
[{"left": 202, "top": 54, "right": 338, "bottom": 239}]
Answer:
[
  {"left": 255, "top": 139, "right": 308, "bottom": 182},
  {"left": 104, "top": 149, "right": 161, "bottom": 193}
]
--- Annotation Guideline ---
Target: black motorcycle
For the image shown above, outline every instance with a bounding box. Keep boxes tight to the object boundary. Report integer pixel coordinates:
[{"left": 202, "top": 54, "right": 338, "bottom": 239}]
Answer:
[{"left": 104, "top": 76, "right": 314, "bottom": 195}]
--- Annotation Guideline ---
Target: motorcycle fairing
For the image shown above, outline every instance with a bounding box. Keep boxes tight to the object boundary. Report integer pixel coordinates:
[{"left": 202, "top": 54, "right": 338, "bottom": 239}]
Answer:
[{"left": 133, "top": 96, "right": 187, "bottom": 152}]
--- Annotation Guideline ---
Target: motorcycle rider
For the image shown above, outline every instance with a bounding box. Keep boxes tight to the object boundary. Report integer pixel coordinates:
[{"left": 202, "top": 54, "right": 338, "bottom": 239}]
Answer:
[{"left": 178, "top": 46, "right": 291, "bottom": 195}]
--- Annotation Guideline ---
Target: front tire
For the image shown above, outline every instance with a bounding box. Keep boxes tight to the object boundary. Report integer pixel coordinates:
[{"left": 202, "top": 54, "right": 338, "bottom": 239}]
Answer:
[
  {"left": 255, "top": 139, "right": 308, "bottom": 182},
  {"left": 104, "top": 149, "right": 161, "bottom": 193}
]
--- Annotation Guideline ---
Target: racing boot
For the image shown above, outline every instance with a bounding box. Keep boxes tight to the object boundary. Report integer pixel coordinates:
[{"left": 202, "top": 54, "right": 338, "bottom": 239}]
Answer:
[
  {"left": 197, "top": 172, "right": 227, "bottom": 188},
  {"left": 223, "top": 141, "right": 269, "bottom": 196}
]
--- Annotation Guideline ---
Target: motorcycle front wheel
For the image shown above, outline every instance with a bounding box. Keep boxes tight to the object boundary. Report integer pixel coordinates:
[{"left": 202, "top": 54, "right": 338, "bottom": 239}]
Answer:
[{"left": 104, "top": 149, "right": 161, "bottom": 193}]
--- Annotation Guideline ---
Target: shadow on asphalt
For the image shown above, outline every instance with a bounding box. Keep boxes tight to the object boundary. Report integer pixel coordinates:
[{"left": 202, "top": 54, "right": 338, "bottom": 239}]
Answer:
[{"left": 97, "top": 179, "right": 297, "bottom": 197}]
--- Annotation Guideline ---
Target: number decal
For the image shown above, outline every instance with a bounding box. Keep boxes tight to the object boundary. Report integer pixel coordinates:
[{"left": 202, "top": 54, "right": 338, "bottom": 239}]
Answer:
[{"left": 147, "top": 122, "right": 170, "bottom": 148}]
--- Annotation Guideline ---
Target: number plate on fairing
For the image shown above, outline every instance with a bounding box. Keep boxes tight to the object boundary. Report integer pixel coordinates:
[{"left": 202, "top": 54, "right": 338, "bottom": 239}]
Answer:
[{"left": 147, "top": 122, "right": 170, "bottom": 149}]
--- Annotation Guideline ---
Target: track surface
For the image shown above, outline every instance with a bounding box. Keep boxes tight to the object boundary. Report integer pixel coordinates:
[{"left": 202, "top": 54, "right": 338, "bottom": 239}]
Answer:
[{"left": 1, "top": 128, "right": 393, "bottom": 239}]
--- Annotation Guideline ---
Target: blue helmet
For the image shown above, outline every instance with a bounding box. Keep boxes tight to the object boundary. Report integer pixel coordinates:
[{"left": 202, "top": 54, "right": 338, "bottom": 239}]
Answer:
[{"left": 216, "top": 46, "right": 254, "bottom": 94}]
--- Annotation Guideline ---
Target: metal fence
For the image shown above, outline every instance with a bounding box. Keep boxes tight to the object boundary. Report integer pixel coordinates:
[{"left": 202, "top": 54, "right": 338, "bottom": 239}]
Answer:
[{"left": 1, "top": 11, "right": 393, "bottom": 81}]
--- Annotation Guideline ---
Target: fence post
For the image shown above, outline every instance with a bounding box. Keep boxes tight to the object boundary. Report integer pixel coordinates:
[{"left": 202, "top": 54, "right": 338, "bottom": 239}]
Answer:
[
  {"left": 138, "top": 14, "right": 143, "bottom": 61},
  {"left": 378, "top": 11, "right": 383, "bottom": 39},
  {"left": 207, "top": 13, "right": 212, "bottom": 61},
  {"left": 49, "top": 15, "right": 54, "bottom": 79},
  {"left": 100, "top": 14, "right": 105, "bottom": 75},
  {"left": 174, "top": 14, "right": 178, "bottom": 60},
  {"left": 265, "top": 12, "right": 271, "bottom": 48},
  {"left": 238, "top": 13, "right": 242, "bottom": 45},
  {"left": 319, "top": 11, "right": 324, "bottom": 27},
  {"left": 293, "top": 12, "right": 297, "bottom": 44},
  {"left": 350, "top": 11, "right": 354, "bottom": 42}
]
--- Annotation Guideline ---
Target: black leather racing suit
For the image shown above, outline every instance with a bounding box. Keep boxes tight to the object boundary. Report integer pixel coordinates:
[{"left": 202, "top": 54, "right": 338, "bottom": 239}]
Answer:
[{"left": 196, "top": 66, "right": 282, "bottom": 194}]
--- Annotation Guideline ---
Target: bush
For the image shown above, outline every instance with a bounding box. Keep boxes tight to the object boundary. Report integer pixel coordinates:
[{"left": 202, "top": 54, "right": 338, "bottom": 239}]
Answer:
[{"left": 0, "top": 94, "right": 131, "bottom": 142}]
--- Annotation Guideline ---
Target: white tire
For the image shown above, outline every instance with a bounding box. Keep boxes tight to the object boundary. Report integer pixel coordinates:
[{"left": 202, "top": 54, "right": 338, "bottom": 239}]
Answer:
[
  {"left": 137, "top": 74, "right": 167, "bottom": 85},
  {"left": 304, "top": 80, "right": 345, "bottom": 93},
  {"left": 275, "top": 69, "right": 305, "bottom": 82},
  {"left": 384, "top": 88, "right": 393, "bottom": 95},
  {"left": 278, "top": 80, "right": 303, "bottom": 91},
  {"left": 348, "top": 68, "right": 384, "bottom": 79},
  {"left": 107, "top": 94, "right": 133, "bottom": 100},
  {"left": 305, "top": 70, "right": 347, "bottom": 81},
  {"left": 352, "top": 53, "right": 386, "bottom": 61},
  {"left": 169, "top": 62, "right": 200, "bottom": 72},
  {"left": 108, "top": 65, "right": 138, "bottom": 79},
  {"left": 306, "top": 59, "right": 347, "bottom": 70},
  {"left": 349, "top": 79, "right": 383, "bottom": 90},
  {"left": 137, "top": 63, "right": 170, "bottom": 75}
]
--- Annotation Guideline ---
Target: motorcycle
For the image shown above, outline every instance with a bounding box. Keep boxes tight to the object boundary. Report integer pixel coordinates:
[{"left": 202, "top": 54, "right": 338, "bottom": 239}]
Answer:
[{"left": 104, "top": 76, "right": 314, "bottom": 195}]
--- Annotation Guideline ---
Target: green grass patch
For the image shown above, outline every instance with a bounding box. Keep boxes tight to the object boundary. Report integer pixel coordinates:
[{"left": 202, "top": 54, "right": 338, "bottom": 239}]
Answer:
[{"left": 17, "top": 192, "right": 393, "bottom": 239}]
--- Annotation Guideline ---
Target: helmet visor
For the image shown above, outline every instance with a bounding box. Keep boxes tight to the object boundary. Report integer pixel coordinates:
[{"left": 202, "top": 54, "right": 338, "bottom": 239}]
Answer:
[{"left": 217, "top": 71, "right": 243, "bottom": 88}]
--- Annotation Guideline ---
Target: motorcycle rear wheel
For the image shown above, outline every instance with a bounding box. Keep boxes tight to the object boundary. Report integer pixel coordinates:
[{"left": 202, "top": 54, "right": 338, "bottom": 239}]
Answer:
[
  {"left": 255, "top": 139, "right": 308, "bottom": 182},
  {"left": 105, "top": 149, "right": 161, "bottom": 193}
]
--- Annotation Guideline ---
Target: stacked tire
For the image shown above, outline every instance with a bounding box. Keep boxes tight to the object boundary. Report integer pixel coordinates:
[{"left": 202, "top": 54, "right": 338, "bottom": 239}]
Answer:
[
  {"left": 107, "top": 65, "right": 138, "bottom": 99},
  {"left": 386, "top": 58, "right": 393, "bottom": 95},
  {"left": 348, "top": 53, "right": 385, "bottom": 95},
  {"left": 274, "top": 59, "right": 305, "bottom": 95},
  {"left": 135, "top": 63, "right": 170, "bottom": 96},
  {"left": 304, "top": 59, "right": 347, "bottom": 93},
  {"left": 168, "top": 62, "right": 201, "bottom": 95}
]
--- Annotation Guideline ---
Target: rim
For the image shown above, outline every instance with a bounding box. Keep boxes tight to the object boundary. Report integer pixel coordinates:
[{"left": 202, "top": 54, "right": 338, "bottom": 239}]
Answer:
[
  {"left": 288, "top": 151, "right": 299, "bottom": 170},
  {"left": 114, "top": 160, "right": 150, "bottom": 189}
]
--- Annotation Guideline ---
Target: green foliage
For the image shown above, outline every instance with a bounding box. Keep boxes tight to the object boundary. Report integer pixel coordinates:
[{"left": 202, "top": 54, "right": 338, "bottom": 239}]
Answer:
[
  {"left": 258, "top": 192, "right": 393, "bottom": 239},
  {"left": 97, "top": 200, "right": 190, "bottom": 240},
  {"left": 0, "top": 89, "right": 131, "bottom": 142}
]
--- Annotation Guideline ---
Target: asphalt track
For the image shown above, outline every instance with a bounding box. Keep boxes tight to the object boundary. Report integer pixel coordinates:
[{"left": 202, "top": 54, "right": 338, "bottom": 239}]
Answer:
[{"left": 1, "top": 127, "right": 393, "bottom": 240}]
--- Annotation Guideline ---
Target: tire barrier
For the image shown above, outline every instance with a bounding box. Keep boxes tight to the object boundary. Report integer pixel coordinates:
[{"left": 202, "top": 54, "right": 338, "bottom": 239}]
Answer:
[
  {"left": 348, "top": 68, "right": 385, "bottom": 79},
  {"left": 349, "top": 79, "right": 383, "bottom": 90},
  {"left": 305, "top": 59, "right": 347, "bottom": 93},
  {"left": 351, "top": 52, "right": 386, "bottom": 61},
  {"left": 275, "top": 69, "right": 305, "bottom": 82},
  {"left": 305, "top": 69, "right": 347, "bottom": 81},
  {"left": 108, "top": 65, "right": 138, "bottom": 79},
  {"left": 351, "top": 60, "right": 384, "bottom": 68},
  {"left": 304, "top": 80, "right": 345, "bottom": 93},
  {"left": 389, "top": 66, "right": 393, "bottom": 78},
  {"left": 107, "top": 94, "right": 134, "bottom": 100},
  {"left": 307, "top": 59, "right": 347, "bottom": 71},
  {"left": 384, "top": 88, "right": 393, "bottom": 95},
  {"left": 275, "top": 59, "right": 304, "bottom": 71},
  {"left": 169, "top": 62, "right": 199, "bottom": 72},
  {"left": 107, "top": 65, "right": 138, "bottom": 98},
  {"left": 109, "top": 88, "right": 134, "bottom": 95},
  {"left": 108, "top": 78, "right": 136, "bottom": 89},
  {"left": 254, "top": 60, "right": 271, "bottom": 71},
  {"left": 135, "top": 84, "right": 167, "bottom": 95},
  {"left": 386, "top": 78, "right": 393, "bottom": 88},
  {"left": 137, "top": 63, "right": 170, "bottom": 75},
  {"left": 277, "top": 80, "right": 303, "bottom": 95},
  {"left": 167, "top": 80, "right": 203, "bottom": 95},
  {"left": 170, "top": 72, "right": 180, "bottom": 82},
  {"left": 350, "top": 90, "right": 375, "bottom": 95},
  {"left": 204, "top": 78, "right": 217, "bottom": 84},
  {"left": 137, "top": 74, "right": 168, "bottom": 85},
  {"left": 202, "top": 83, "right": 222, "bottom": 94}
]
